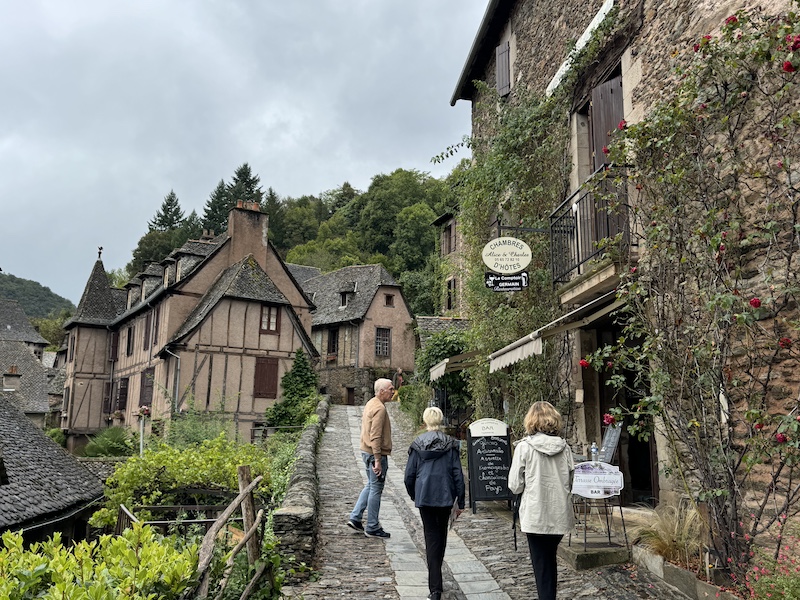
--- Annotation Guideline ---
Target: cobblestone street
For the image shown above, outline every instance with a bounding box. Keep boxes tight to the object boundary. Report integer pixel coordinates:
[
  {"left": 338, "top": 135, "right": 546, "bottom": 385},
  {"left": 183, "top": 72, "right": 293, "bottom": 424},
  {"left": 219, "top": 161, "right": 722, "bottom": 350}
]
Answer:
[{"left": 282, "top": 402, "right": 690, "bottom": 599}]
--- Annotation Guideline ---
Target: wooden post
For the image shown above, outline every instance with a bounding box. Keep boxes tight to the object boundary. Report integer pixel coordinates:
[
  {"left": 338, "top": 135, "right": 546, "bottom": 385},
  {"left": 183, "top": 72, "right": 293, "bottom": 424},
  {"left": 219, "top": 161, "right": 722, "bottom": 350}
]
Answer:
[{"left": 238, "top": 465, "right": 259, "bottom": 565}]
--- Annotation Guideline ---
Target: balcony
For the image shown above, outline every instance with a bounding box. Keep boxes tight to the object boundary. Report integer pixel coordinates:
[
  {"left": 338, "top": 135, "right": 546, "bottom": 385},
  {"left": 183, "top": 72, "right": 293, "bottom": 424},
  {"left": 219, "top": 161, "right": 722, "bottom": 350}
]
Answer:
[{"left": 550, "top": 165, "right": 635, "bottom": 288}]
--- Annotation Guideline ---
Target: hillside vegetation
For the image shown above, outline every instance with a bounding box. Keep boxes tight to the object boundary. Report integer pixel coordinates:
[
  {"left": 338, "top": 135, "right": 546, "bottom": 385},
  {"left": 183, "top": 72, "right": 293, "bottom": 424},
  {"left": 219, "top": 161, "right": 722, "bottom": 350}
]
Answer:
[{"left": 0, "top": 272, "right": 75, "bottom": 318}]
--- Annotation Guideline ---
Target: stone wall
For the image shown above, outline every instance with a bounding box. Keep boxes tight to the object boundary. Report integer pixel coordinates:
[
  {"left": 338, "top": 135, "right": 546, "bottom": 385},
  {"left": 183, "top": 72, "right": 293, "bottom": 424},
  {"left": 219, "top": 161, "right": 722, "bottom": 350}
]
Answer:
[
  {"left": 317, "top": 366, "right": 388, "bottom": 404},
  {"left": 272, "top": 398, "right": 330, "bottom": 573}
]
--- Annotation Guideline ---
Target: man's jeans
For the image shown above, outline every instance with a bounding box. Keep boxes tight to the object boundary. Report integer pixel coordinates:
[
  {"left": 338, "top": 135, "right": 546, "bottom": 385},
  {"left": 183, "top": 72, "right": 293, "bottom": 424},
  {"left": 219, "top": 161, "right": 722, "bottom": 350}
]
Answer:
[{"left": 350, "top": 452, "right": 388, "bottom": 533}]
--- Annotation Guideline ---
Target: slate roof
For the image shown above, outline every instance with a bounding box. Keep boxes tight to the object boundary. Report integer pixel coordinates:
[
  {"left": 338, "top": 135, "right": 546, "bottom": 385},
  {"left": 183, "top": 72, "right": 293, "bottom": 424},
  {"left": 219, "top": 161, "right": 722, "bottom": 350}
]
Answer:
[
  {"left": 169, "top": 254, "right": 290, "bottom": 343},
  {"left": 302, "top": 264, "right": 400, "bottom": 327},
  {"left": 41, "top": 351, "right": 57, "bottom": 368},
  {"left": 0, "top": 300, "right": 48, "bottom": 345},
  {"left": 0, "top": 396, "right": 103, "bottom": 531},
  {"left": 67, "top": 260, "right": 120, "bottom": 327},
  {"left": 286, "top": 263, "right": 322, "bottom": 285},
  {"left": 416, "top": 316, "right": 472, "bottom": 349},
  {"left": 0, "top": 340, "right": 49, "bottom": 414}
]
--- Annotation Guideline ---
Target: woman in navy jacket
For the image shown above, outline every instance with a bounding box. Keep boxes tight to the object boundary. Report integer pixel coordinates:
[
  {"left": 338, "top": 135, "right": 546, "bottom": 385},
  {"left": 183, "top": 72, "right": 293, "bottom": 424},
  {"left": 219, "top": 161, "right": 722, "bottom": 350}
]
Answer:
[{"left": 404, "top": 406, "right": 465, "bottom": 600}]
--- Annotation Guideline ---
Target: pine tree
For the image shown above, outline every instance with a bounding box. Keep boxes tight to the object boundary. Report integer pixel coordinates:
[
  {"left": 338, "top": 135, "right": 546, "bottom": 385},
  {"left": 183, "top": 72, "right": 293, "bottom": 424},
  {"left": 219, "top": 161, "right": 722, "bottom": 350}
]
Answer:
[
  {"left": 226, "top": 163, "right": 263, "bottom": 207},
  {"left": 263, "top": 187, "right": 286, "bottom": 250},
  {"left": 148, "top": 190, "right": 185, "bottom": 231},
  {"left": 202, "top": 179, "right": 230, "bottom": 234}
]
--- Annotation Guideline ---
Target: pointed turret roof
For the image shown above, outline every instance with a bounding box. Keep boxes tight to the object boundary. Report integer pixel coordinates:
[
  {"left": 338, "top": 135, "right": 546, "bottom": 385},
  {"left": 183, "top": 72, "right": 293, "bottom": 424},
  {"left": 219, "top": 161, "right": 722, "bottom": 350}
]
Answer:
[{"left": 66, "top": 259, "right": 120, "bottom": 327}]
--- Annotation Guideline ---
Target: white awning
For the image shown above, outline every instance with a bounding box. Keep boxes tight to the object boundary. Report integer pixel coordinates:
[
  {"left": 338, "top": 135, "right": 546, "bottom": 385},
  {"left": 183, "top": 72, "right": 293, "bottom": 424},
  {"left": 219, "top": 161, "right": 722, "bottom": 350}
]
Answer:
[
  {"left": 429, "top": 351, "right": 480, "bottom": 382},
  {"left": 488, "top": 291, "right": 624, "bottom": 373}
]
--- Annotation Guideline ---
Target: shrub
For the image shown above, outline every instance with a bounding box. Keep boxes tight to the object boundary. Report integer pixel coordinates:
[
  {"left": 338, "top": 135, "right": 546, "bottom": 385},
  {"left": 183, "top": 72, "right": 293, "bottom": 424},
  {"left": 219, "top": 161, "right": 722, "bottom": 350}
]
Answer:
[
  {"left": 83, "top": 426, "right": 135, "bottom": 457},
  {"left": 264, "top": 349, "right": 319, "bottom": 428},
  {"left": 46, "top": 428, "right": 66, "bottom": 447}
]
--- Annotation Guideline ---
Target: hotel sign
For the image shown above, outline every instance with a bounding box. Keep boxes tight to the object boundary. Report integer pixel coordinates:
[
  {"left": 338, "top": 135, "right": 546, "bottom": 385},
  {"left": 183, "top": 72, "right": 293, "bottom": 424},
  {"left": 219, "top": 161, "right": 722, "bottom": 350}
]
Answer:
[{"left": 481, "top": 237, "right": 532, "bottom": 274}]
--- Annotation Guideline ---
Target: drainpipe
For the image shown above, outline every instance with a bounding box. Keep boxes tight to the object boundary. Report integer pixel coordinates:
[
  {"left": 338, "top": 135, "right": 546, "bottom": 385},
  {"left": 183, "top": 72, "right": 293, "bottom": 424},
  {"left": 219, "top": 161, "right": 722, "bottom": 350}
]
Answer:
[{"left": 163, "top": 347, "right": 181, "bottom": 416}]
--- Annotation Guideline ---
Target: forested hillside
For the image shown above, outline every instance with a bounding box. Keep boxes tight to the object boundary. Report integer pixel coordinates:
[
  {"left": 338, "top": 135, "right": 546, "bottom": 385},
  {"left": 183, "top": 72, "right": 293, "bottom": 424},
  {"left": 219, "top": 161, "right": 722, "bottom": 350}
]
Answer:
[{"left": 0, "top": 272, "right": 75, "bottom": 318}]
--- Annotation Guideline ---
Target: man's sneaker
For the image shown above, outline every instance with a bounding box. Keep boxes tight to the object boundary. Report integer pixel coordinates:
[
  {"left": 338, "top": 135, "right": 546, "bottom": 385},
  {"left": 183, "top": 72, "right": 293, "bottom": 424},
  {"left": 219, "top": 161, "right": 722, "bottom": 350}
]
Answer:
[
  {"left": 346, "top": 519, "right": 364, "bottom": 532},
  {"left": 364, "top": 528, "right": 391, "bottom": 539}
]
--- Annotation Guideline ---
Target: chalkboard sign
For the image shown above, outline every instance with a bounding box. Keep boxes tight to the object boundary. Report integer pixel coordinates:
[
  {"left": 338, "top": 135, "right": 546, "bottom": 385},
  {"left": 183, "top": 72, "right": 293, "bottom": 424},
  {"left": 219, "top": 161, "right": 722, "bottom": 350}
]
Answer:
[
  {"left": 598, "top": 423, "right": 622, "bottom": 464},
  {"left": 466, "top": 418, "right": 512, "bottom": 513}
]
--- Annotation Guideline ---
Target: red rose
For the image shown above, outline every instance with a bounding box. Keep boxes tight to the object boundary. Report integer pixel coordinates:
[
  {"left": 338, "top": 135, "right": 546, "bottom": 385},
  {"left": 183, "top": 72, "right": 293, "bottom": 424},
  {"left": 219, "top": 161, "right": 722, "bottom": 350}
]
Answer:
[
  {"left": 606, "top": 361, "right": 614, "bottom": 369},
  {"left": 755, "top": 423, "right": 764, "bottom": 431},
  {"left": 749, "top": 297, "right": 762, "bottom": 308},
  {"left": 778, "top": 160, "right": 784, "bottom": 169},
  {"left": 721, "top": 231, "right": 727, "bottom": 239},
  {"left": 779, "top": 337, "right": 792, "bottom": 349},
  {"left": 693, "top": 43, "right": 701, "bottom": 53},
  {"left": 719, "top": 244, "right": 726, "bottom": 252},
  {"left": 579, "top": 358, "right": 590, "bottom": 369},
  {"left": 776, "top": 432, "right": 788, "bottom": 444},
  {"left": 783, "top": 61, "right": 796, "bottom": 73},
  {"left": 618, "top": 119, "right": 627, "bottom": 130},
  {"left": 603, "top": 413, "right": 616, "bottom": 426},
  {"left": 602, "top": 145, "right": 610, "bottom": 155},
  {"left": 630, "top": 267, "right": 637, "bottom": 274},
  {"left": 725, "top": 15, "right": 738, "bottom": 25}
]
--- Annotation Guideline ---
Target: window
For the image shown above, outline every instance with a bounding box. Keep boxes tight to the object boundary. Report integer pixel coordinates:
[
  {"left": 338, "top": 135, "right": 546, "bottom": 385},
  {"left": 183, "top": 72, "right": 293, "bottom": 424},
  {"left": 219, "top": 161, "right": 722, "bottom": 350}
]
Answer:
[
  {"left": 139, "top": 367, "right": 155, "bottom": 408},
  {"left": 385, "top": 294, "right": 394, "bottom": 307},
  {"left": 68, "top": 332, "right": 75, "bottom": 362},
  {"left": 496, "top": 41, "right": 511, "bottom": 96},
  {"left": 375, "top": 328, "right": 391, "bottom": 357},
  {"left": 327, "top": 328, "right": 339, "bottom": 355},
  {"left": 340, "top": 292, "right": 348, "bottom": 307},
  {"left": 442, "top": 223, "right": 456, "bottom": 255},
  {"left": 63, "top": 386, "right": 71, "bottom": 417},
  {"left": 117, "top": 377, "right": 129, "bottom": 411},
  {"left": 126, "top": 326, "right": 134, "bottom": 356},
  {"left": 254, "top": 357, "right": 279, "bottom": 398},
  {"left": 446, "top": 278, "right": 457, "bottom": 311},
  {"left": 143, "top": 312, "right": 152, "bottom": 349},
  {"left": 260, "top": 305, "right": 281, "bottom": 334}
]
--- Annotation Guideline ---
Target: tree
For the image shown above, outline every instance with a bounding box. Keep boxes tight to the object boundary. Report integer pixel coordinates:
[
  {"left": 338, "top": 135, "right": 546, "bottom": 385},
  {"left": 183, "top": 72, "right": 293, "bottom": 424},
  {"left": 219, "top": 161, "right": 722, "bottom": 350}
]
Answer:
[
  {"left": 126, "top": 229, "right": 182, "bottom": 277},
  {"left": 226, "top": 162, "right": 263, "bottom": 206},
  {"left": 399, "top": 255, "right": 441, "bottom": 316},
  {"left": 30, "top": 307, "right": 73, "bottom": 349},
  {"left": 148, "top": 190, "right": 185, "bottom": 231},
  {"left": 282, "top": 195, "right": 324, "bottom": 249},
  {"left": 264, "top": 349, "right": 319, "bottom": 427},
  {"left": 202, "top": 179, "right": 230, "bottom": 235},
  {"left": 262, "top": 187, "right": 286, "bottom": 251},
  {"left": 179, "top": 209, "right": 203, "bottom": 242},
  {"left": 106, "top": 268, "right": 129, "bottom": 288},
  {"left": 388, "top": 202, "right": 437, "bottom": 272},
  {"left": 321, "top": 181, "right": 359, "bottom": 214}
]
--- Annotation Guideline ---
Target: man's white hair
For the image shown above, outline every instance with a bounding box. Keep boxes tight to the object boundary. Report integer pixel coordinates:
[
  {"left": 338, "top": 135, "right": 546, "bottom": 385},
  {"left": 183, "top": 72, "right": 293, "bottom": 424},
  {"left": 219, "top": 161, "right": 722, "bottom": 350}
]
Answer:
[{"left": 374, "top": 378, "right": 393, "bottom": 394}]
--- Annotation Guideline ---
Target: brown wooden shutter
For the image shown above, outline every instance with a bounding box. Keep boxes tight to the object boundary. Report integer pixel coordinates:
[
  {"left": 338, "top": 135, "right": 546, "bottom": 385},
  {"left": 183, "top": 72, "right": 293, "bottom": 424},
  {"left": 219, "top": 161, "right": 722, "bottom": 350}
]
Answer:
[
  {"left": 590, "top": 75, "right": 624, "bottom": 169},
  {"left": 143, "top": 313, "right": 152, "bottom": 349},
  {"left": 110, "top": 331, "right": 119, "bottom": 362},
  {"left": 496, "top": 41, "right": 511, "bottom": 96},
  {"left": 139, "top": 367, "right": 155, "bottom": 407},
  {"left": 152, "top": 306, "right": 160, "bottom": 346},
  {"left": 254, "top": 357, "right": 279, "bottom": 398},
  {"left": 103, "top": 381, "right": 112, "bottom": 413}
]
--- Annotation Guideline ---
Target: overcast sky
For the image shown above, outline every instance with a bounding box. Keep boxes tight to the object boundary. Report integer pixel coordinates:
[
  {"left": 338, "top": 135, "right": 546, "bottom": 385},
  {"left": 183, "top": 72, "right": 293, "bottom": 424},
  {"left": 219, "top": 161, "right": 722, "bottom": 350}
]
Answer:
[{"left": 0, "top": 1, "right": 486, "bottom": 305}]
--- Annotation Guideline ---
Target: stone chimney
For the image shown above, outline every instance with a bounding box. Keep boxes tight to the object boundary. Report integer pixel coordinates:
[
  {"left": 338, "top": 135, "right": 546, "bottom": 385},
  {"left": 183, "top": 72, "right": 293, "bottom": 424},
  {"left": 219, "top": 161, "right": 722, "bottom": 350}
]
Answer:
[
  {"left": 3, "top": 365, "right": 21, "bottom": 391},
  {"left": 228, "top": 200, "right": 269, "bottom": 271}
]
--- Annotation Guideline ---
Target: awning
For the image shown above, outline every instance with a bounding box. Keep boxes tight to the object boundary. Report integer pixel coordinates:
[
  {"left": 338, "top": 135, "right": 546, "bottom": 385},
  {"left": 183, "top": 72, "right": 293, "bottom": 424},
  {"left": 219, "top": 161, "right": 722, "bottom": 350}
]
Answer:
[
  {"left": 429, "top": 351, "right": 481, "bottom": 382},
  {"left": 488, "top": 291, "right": 625, "bottom": 373}
]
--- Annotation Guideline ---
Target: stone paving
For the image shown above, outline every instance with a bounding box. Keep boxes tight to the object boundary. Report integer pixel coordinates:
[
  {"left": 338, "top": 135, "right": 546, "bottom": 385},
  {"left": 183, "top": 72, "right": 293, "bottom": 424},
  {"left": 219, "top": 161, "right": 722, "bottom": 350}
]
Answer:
[{"left": 281, "top": 402, "right": 691, "bottom": 600}]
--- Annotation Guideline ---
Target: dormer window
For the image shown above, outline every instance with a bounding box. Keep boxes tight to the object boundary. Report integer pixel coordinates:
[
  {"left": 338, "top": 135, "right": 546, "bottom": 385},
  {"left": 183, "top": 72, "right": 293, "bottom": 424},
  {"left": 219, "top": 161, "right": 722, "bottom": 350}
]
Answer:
[
  {"left": 385, "top": 294, "right": 394, "bottom": 307},
  {"left": 340, "top": 292, "right": 348, "bottom": 307}
]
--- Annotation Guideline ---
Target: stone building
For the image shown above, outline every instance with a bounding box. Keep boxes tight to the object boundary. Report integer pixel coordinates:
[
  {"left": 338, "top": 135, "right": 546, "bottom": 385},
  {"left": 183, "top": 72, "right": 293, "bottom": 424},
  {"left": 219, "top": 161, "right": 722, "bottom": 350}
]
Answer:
[
  {"left": 299, "top": 264, "right": 415, "bottom": 404},
  {"left": 449, "top": 0, "right": 794, "bottom": 507}
]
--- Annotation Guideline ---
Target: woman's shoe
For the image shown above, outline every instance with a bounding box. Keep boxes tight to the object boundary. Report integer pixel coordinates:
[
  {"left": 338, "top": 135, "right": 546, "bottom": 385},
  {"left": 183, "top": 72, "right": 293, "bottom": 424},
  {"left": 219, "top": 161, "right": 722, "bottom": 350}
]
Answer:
[{"left": 427, "top": 593, "right": 441, "bottom": 600}]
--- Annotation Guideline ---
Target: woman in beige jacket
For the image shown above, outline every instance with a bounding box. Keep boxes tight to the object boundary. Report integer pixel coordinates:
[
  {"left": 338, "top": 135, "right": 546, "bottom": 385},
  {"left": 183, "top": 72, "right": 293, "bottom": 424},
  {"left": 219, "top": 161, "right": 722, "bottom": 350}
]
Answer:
[{"left": 508, "top": 401, "right": 574, "bottom": 600}]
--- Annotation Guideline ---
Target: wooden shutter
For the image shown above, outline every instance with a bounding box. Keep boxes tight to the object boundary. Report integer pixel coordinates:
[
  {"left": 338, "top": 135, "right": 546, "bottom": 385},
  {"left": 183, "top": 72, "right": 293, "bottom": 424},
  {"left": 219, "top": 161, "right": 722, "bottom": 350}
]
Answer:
[
  {"left": 254, "top": 357, "right": 279, "bottom": 398},
  {"left": 139, "top": 367, "right": 155, "bottom": 407},
  {"left": 496, "top": 41, "right": 511, "bottom": 96},
  {"left": 143, "top": 313, "right": 152, "bottom": 349},
  {"left": 103, "top": 381, "right": 112, "bottom": 413},
  {"left": 110, "top": 331, "right": 119, "bottom": 362},
  {"left": 152, "top": 306, "right": 160, "bottom": 346},
  {"left": 590, "top": 75, "right": 624, "bottom": 169}
]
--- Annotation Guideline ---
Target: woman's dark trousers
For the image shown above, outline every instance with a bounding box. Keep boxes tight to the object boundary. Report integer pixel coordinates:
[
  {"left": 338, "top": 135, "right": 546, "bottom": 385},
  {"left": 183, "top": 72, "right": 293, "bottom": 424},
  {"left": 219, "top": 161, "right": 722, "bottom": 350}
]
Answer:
[
  {"left": 419, "top": 506, "right": 452, "bottom": 596},
  {"left": 526, "top": 533, "right": 563, "bottom": 600}
]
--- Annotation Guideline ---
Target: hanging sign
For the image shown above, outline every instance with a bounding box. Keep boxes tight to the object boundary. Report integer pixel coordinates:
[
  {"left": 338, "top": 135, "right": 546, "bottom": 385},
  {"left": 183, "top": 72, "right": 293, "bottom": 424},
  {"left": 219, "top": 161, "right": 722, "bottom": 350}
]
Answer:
[
  {"left": 484, "top": 271, "right": 529, "bottom": 292},
  {"left": 481, "top": 237, "right": 532, "bottom": 274}
]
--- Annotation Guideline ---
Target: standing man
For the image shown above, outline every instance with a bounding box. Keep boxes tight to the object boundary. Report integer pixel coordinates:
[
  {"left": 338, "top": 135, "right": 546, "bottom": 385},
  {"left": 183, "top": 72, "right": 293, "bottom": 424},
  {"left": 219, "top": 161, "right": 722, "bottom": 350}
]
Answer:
[{"left": 347, "top": 378, "right": 394, "bottom": 538}]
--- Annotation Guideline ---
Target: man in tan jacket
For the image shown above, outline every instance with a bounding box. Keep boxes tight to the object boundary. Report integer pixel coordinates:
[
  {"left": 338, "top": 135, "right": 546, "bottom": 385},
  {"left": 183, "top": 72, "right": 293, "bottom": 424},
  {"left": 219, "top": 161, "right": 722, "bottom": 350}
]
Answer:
[{"left": 347, "top": 378, "right": 394, "bottom": 538}]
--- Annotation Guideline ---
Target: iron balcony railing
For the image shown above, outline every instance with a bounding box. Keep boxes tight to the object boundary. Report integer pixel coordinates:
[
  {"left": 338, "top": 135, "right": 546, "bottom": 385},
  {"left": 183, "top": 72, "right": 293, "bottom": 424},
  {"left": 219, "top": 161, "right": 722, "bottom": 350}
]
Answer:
[{"left": 550, "top": 165, "right": 634, "bottom": 286}]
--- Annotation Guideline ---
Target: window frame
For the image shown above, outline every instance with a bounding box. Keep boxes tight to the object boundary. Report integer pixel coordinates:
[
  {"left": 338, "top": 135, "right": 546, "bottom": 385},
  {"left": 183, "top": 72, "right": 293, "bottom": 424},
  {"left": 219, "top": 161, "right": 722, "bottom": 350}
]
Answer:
[
  {"left": 375, "top": 327, "right": 391, "bottom": 357},
  {"left": 260, "top": 305, "right": 281, "bottom": 335}
]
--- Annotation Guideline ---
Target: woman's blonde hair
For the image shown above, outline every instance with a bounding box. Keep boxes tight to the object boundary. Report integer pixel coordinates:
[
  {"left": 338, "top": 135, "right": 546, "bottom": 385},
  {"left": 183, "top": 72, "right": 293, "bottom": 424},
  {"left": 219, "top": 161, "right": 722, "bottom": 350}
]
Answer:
[
  {"left": 422, "top": 406, "right": 443, "bottom": 431},
  {"left": 523, "top": 401, "right": 562, "bottom": 435}
]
